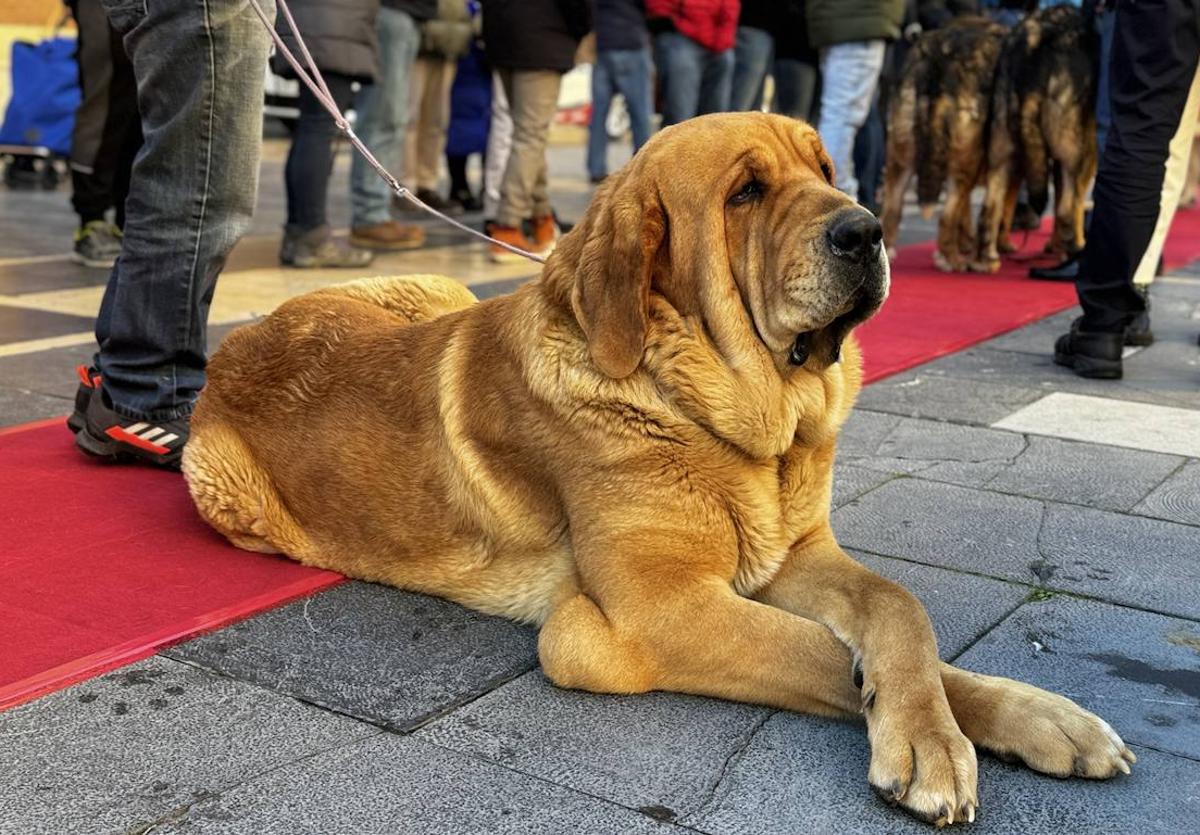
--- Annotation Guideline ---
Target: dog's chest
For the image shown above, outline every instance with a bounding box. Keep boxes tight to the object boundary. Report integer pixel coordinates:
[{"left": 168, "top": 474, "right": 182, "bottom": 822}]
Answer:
[{"left": 729, "top": 445, "right": 834, "bottom": 595}]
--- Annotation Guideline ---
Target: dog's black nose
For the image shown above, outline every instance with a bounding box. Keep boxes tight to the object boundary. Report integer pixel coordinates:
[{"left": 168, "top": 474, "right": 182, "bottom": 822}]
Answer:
[{"left": 826, "top": 209, "right": 883, "bottom": 262}]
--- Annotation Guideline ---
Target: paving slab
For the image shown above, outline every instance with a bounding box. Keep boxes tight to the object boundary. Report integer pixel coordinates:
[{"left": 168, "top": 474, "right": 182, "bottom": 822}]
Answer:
[
  {"left": 166, "top": 581, "right": 538, "bottom": 731},
  {"left": 1038, "top": 503, "right": 1200, "bottom": 620},
  {"left": 417, "top": 670, "right": 769, "bottom": 822},
  {"left": 868, "top": 344, "right": 1200, "bottom": 416},
  {"left": 854, "top": 372, "right": 1046, "bottom": 425},
  {"left": 836, "top": 409, "right": 903, "bottom": 457},
  {"left": 156, "top": 733, "right": 678, "bottom": 834},
  {"left": 684, "top": 712, "right": 1198, "bottom": 835},
  {"left": 1135, "top": 459, "right": 1200, "bottom": 526},
  {"left": 0, "top": 386, "right": 69, "bottom": 429},
  {"left": 994, "top": 392, "right": 1200, "bottom": 458},
  {"left": 983, "top": 435, "right": 1183, "bottom": 511},
  {"left": 0, "top": 656, "right": 374, "bottom": 835},
  {"left": 852, "top": 552, "right": 1027, "bottom": 659},
  {"left": 833, "top": 479, "right": 1200, "bottom": 619},
  {"left": 832, "top": 462, "right": 895, "bottom": 508},
  {"left": 957, "top": 596, "right": 1200, "bottom": 760},
  {"left": 833, "top": 478, "right": 1042, "bottom": 577}
]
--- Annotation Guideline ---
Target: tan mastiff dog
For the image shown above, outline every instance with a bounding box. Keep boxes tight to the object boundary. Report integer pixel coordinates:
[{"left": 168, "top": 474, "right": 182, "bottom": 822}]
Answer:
[{"left": 184, "top": 113, "right": 1133, "bottom": 826}]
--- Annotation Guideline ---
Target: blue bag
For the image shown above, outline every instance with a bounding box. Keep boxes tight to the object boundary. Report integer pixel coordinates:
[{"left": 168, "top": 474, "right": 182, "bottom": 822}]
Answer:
[{"left": 0, "top": 36, "right": 80, "bottom": 156}]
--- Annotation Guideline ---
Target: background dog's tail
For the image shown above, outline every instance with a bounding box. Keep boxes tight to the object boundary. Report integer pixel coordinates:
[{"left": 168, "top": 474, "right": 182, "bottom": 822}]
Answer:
[{"left": 1019, "top": 94, "right": 1050, "bottom": 216}]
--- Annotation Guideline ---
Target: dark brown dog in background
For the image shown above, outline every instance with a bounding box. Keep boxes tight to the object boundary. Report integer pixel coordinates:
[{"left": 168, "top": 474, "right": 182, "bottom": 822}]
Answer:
[
  {"left": 881, "top": 17, "right": 1007, "bottom": 272},
  {"left": 973, "top": 4, "right": 1098, "bottom": 272}
]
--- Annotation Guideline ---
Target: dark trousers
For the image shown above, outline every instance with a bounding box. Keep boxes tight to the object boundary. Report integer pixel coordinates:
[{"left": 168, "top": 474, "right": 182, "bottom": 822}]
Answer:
[
  {"left": 285, "top": 73, "right": 356, "bottom": 231},
  {"left": 68, "top": 0, "right": 141, "bottom": 228},
  {"left": 1078, "top": 0, "right": 1200, "bottom": 332}
]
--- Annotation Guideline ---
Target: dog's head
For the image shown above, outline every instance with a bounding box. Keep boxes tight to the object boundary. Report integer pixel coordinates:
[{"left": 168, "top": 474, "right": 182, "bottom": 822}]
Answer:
[{"left": 554, "top": 112, "right": 889, "bottom": 379}]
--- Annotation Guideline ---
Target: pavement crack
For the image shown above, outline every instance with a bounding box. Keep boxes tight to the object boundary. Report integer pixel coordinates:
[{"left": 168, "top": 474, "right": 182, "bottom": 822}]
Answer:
[{"left": 685, "top": 710, "right": 773, "bottom": 823}]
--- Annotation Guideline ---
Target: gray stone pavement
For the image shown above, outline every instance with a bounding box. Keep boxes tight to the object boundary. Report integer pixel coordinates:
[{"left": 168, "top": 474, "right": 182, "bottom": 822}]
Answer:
[{"left": 2, "top": 141, "right": 1199, "bottom": 834}]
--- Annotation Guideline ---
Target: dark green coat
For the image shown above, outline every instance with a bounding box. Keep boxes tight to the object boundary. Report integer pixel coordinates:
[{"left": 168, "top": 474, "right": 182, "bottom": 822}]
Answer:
[{"left": 806, "top": 0, "right": 905, "bottom": 49}]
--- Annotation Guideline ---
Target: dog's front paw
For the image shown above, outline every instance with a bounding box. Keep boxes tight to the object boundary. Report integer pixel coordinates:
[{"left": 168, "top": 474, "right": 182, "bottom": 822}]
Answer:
[
  {"left": 867, "top": 697, "right": 979, "bottom": 826},
  {"left": 970, "top": 676, "right": 1135, "bottom": 779}
]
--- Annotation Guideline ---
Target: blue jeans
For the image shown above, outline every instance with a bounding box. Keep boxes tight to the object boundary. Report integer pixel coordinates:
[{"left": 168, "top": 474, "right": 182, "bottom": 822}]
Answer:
[
  {"left": 817, "top": 40, "right": 886, "bottom": 198},
  {"left": 730, "top": 26, "right": 773, "bottom": 111},
  {"left": 350, "top": 6, "right": 419, "bottom": 227},
  {"left": 587, "top": 47, "right": 653, "bottom": 179},
  {"left": 654, "top": 31, "right": 734, "bottom": 126},
  {"left": 93, "top": 0, "right": 272, "bottom": 421},
  {"left": 773, "top": 58, "right": 818, "bottom": 120}
]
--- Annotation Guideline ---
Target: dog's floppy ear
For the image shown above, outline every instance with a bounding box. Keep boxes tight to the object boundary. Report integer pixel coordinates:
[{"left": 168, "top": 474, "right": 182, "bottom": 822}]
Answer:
[{"left": 569, "top": 175, "right": 665, "bottom": 379}]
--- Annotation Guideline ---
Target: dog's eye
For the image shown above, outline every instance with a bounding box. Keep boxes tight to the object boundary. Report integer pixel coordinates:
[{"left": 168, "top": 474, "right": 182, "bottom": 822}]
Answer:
[
  {"left": 819, "top": 161, "right": 833, "bottom": 184},
  {"left": 729, "top": 179, "right": 764, "bottom": 206}
]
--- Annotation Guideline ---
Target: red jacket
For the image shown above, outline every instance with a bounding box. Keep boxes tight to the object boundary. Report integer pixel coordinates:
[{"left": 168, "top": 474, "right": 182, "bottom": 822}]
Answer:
[{"left": 646, "top": 0, "right": 740, "bottom": 53}]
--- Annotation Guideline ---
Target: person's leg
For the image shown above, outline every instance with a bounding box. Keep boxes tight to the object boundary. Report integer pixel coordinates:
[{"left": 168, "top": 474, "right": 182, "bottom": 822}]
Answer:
[
  {"left": 730, "top": 26, "right": 773, "bottom": 111},
  {"left": 91, "top": 0, "right": 272, "bottom": 422},
  {"left": 417, "top": 58, "right": 456, "bottom": 193},
  {"left": 772, "top": 58, "right": 818, "bottom": 120},
  {"left": 1095, "top": 7, "right": 1116, "bottom": 157},
  {"left": 1132, "top": 58, "right": 1200, "bottom": 289},
  {"left": 285, "top": 74, "right": 354, "bottom": 232},
  {"left": 447, "top": 153, "right": 469, "bottom": 195},
  {"left": 587, "top": 51, "right": 616, "bottom": 180},
  {"left": 69, "top": 0, "right": 118, "bottom": 227},
  {"left": 1077, "top": 1, "right": 1200, "bottom": 331},
  {"left": 654, "top": 31, "right": 703, "bottom": 126},
  {"left": 483, "top": 73, "right": 513, "bottom": 219},
  {"left": 610, "top": 47, "right": 655, "bottom": 153},
  {"left": 817, "top": 40, "right": 887, "bottom": 198},
  {"left": 403, "top": 56, "right": 431, "bottom": 191},
  {"left": 853, "top": 93, "right": 885, "bottom": 210},
  {"left": 109, "top": 44, "right": 141, "bottom": 232},
  {"left": 698, "top": 47, "right": 735, "bottom": 115},
  {"left": 496, "top": 69, "right": 561, "bottom": 229},
  {"left": 350, "top": 7, "right": 420, "bottom": 228}
]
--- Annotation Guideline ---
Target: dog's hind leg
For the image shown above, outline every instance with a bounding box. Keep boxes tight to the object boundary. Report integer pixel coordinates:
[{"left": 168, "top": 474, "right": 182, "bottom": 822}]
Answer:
[{"left": 182, "top": 420, "right": 315, "bottom": 559}]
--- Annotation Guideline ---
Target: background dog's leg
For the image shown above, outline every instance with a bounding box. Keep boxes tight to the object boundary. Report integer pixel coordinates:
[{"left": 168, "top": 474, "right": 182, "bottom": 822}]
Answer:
[
  {"left": 973, "top": 161, "right": 1014, "bottom": 272},
  {"left": 755, "top": 530, "right": 977, "bottom": 825}
]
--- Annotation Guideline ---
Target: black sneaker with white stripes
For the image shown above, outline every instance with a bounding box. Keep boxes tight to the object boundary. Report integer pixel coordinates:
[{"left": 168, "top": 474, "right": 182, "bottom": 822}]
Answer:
[
  {"left": 67, "top": 364, "right": 101, "bottom": 434},
  {"left": 73, "top": 383, "right": 190, "bottom": 470}
]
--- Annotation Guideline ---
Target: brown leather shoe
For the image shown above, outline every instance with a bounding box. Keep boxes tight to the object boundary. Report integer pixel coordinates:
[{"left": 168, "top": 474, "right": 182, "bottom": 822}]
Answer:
[{"left": 349, "top": 221, "right": 425, "bottom": 251}]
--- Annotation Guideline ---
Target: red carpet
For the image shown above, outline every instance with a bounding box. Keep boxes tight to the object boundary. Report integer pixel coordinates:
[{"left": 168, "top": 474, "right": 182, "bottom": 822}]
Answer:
[
  {"left": 0, "top": 418, "right": 343, "bottom": 710},
  {"left": 3, "top": 207, "right": 1200, "bottom": 712}
]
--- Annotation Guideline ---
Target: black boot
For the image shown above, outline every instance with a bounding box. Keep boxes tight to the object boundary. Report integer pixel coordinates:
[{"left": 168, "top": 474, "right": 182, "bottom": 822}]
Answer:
[
  {"left": 1054, "top": 318, "right": 1124, "bottom": 379},
  {"left": 1125, "top": 287, "right": 1154, "bottom": 347},
  {"left": 1030, "top": 253, "right": 1080, "bottom": 281}
]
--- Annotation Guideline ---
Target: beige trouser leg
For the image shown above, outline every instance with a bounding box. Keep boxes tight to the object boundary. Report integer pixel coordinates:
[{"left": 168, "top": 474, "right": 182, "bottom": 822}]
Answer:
[
  {"left": 1133, "top": 60, "right": 1200, "bottom": 287},
  {"left": 496, "top": 68, "right": 561, "bottom": 228},
  {"left": 404, "top": 56, "right": 457, "bottom": 192}
]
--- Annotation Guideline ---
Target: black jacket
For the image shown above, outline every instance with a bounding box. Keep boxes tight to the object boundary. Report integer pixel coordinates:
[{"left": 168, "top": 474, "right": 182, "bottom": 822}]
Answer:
[
  {"left": 383, "top": 0, "right": 438, "bottom": 21},
  {"left": 593, "top": 0, "right": 648, "bottom": 52},
  {"left": 482, "top": 0, "right": 592, "bottom": 72},
  {"left": 272, "top": 0, "right": 381, "bottom": 81}
]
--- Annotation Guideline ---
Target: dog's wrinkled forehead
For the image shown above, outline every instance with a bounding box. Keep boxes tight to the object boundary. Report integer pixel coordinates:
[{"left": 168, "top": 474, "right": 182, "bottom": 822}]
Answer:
[{"left": 630, "top": 113, "right": 834, "bottom": 200}]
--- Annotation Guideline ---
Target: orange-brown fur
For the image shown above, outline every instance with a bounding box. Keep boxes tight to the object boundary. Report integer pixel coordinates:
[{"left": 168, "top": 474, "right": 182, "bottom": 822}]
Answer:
[{"left": 185, "top": 114, "right": 1133, "bottom": 826}]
